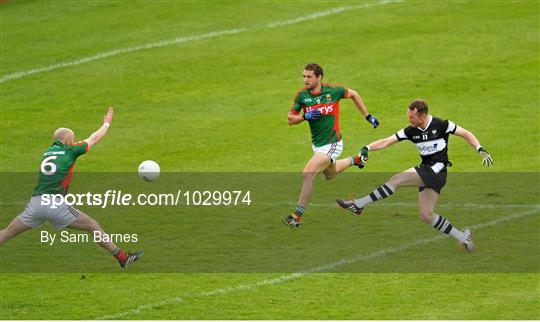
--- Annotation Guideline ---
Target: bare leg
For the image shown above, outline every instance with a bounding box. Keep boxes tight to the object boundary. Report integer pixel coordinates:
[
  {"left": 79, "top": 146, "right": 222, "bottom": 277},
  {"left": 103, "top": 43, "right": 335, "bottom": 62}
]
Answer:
[
  {"left": 0, "top": 217, "right": 32, "bottom": 245},
  {"left": 297, "top": 153, "right": 333, "bottom": 209},
  {"left": 323, "top": 157, "right": 353, "bottom": 180},
  {"left": 386, "top": 167, "right": 424, "bottom": 190},
  {"left": 68, "top": 210, "right": 144, "bottom": 267},
  {"left": 418, "top": 188, "right": 439, "bottom": 224},
  {"left": 351, "top": 167, "right": 424, "bottom": 209},
  {"left": 419, "top": 188, "right": 467, "bottom": 243},
  {"left": 67, "top": 210, "right": 117, "bottom": 252}
]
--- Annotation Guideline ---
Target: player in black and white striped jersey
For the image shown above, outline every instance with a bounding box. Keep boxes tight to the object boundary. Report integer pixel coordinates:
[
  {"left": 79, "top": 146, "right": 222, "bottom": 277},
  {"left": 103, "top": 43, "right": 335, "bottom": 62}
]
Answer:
[{"left": 336, "top": 99, "right": 494, "bottom": 252}]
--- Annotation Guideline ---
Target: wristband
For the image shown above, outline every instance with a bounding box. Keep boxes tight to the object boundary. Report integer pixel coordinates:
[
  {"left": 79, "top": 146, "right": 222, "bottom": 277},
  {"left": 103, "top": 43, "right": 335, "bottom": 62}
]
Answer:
[{"left": 476, "top": 145, "right": 482, "bottom": 152}]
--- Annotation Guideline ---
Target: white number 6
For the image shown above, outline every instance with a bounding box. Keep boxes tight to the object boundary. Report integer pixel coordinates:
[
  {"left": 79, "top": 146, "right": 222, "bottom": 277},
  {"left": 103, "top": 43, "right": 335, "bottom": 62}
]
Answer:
[{"left": 40, "top": 156, "right": 57, "bottom": 176}]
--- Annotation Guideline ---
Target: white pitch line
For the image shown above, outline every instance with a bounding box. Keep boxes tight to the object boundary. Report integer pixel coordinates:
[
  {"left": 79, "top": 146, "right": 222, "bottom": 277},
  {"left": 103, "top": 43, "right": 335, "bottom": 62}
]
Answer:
[
  {"left": 97, "top": 207, "right": 538, "bottom": 320},
  {"left": 0, "top": 28, "right": 247, "bottom": 84},
  {"left": 265, "top": 0, "right": 402, "bottom": 28},
  {"left": 0, "top": 0, "right": 403, "bottom": 84},
  {"left": 259, "top": 201, "right": 540, "bottom": 209}
]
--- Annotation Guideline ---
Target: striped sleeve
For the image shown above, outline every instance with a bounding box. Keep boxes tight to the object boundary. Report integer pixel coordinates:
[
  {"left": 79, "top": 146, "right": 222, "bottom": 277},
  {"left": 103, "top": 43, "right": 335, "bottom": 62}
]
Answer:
[
  {"left": 395, "top": 128, "right": 409, "bottom": 141},
  {"left": 445, "top": 120, "right": 457, "bottom": 134}
]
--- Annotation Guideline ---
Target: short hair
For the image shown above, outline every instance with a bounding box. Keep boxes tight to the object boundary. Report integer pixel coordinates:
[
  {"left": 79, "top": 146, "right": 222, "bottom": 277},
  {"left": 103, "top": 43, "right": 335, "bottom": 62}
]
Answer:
[
  {"left": 408, "top": 99, "right": 429, "bottom": 115},
  {"left": 304, "top": 63, "right": 324, "bottom": 78},
  {"left": 53, "top": 128, "right": 74, "bottom": 141}
]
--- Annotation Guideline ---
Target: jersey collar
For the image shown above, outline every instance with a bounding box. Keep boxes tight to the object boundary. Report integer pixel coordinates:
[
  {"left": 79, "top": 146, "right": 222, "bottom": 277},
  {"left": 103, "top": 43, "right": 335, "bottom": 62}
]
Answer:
[
  {"left": 52, "top": 139, "right": 64, "bottom": 147},
  {"left": 417, "top": 115, "right": 433, "bottom": 132},
  {"left": 310, "top": 83, "right": 324, "bottom": 96}
]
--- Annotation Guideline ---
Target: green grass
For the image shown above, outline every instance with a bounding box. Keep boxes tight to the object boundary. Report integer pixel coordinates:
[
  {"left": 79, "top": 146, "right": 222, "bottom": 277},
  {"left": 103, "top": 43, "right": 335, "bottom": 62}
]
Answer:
[
  {"left": 1, "top": 273, "right": 538, "bottom": 319},
  {"left": 1, "top": 0, "right": 539, "bottom": 319}
]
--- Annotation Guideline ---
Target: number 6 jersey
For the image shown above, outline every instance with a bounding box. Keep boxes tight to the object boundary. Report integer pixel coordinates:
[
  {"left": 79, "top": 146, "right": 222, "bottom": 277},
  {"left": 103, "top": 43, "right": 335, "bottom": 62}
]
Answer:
[{"left": 33, "top": 140, "right": 89, "bottom": 196}]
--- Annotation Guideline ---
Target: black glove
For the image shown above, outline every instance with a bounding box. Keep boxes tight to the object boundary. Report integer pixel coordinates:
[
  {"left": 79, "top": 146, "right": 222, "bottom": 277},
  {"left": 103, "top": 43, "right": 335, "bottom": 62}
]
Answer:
[
  {"left": 478, "top": 147, "right": 493, "bottom": 167},
  {"left": 358, "top": 146, "right": 369, "bottom": 168}
]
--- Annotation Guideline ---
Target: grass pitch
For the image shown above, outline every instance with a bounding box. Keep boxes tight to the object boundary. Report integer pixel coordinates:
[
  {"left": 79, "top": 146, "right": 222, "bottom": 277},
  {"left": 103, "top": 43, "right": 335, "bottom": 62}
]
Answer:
[{"left": 1, "top": 0, "right": 539, "bottom": 319}]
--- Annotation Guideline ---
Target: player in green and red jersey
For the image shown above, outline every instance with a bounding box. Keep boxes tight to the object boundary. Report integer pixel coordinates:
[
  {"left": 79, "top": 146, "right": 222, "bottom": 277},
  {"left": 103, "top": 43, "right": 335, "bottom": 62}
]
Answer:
[
  {"left": 0, "top": 107, "right": 143, "bottom": 269},
  {"left": 283, "top": 63, "right": 380, "bottom": 228}
]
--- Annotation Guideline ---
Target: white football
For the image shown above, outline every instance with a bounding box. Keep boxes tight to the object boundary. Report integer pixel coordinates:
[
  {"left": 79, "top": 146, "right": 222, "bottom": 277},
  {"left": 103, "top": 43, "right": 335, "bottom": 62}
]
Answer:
[{"left": 138, "top": 160, "right": 160, "bottom": 182}]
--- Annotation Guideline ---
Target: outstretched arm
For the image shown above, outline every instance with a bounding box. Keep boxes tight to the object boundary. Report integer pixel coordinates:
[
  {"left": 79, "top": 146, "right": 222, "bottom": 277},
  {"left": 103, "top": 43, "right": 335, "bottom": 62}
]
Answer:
[
  {"left": 365, "top": 134, "right": 399, "bottom": 151},
  {"left": 453, "top": 126, "right": 481, "bottom": 149},
  {"left": 347, "top": 89, "right": 379, "bottom": 128},
  {"left": 354, "top": 134, "right": 399, "bottom": 168},
  {"left": 84, "top": 107, "right": 113, "bottom": 149},
  {"left": 454, "top": 126, "right": 493, "bottom": 166}
]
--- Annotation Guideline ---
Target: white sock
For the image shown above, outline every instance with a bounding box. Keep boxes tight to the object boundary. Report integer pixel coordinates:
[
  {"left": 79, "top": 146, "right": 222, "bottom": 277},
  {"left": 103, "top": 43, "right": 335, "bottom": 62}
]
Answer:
[
  {"left": 354, "top": 183, "right": 395, "bottom": 208},
  {"left": 431, "top": 214, "right": 465, "bottom": 241},
  {"left": 354, "top": 195, "right": 373, "bottom": 208}
]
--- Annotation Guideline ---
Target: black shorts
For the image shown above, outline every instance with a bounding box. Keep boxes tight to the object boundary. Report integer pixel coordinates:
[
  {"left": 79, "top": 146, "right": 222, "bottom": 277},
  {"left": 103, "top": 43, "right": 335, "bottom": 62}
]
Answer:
[{"left": 415, "top": 163, "right": 447, "bottom": 194}]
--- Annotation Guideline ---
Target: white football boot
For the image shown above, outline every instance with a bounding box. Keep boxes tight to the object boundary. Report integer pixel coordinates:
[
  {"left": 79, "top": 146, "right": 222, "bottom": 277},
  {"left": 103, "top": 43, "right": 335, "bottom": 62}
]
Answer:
[{"left": 461, "top": 229, "right": 475, "bottom": 253}]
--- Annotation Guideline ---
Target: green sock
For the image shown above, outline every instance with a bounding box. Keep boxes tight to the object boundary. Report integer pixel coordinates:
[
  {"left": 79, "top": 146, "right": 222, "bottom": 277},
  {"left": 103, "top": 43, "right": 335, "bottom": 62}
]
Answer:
[{"left": 295, "top": 205, "right": 305, "bottom": 216}]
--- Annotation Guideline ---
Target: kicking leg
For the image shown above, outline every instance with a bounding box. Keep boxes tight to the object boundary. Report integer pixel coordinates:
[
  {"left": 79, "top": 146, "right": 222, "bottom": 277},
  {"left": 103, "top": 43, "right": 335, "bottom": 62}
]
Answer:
[
  {"left": 68, "top": 210, "right": 117, "bottom": 252},
  {"left": 358, "top": 167, "right": 424, "bottom": 206},
  {"left": 387, "top": 167, "right": 425, "bottom": 189},
  {"left": 0, "top": 217, "right": 32, "bottom": 245},
  {"left": 337, "top": 167, "right": 424, "bottom": 214},
  {"left": 67, "top": 210, "right": 143, "bottom": 267}
]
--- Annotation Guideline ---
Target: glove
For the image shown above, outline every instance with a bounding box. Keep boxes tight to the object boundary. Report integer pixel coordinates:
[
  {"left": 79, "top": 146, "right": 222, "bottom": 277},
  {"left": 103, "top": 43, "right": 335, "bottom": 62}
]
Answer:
[
  {"left": 304, "top": 109, "right": 322, "bottom": 121},
  {"left": 478, "top": 147, "right": 493, "bottom": 167},
  {"left": 358, "top": 146, "right": 369, "bottom": 168},
  {"left": 365, "top": 114, "right": 379, "bottom": 128}
]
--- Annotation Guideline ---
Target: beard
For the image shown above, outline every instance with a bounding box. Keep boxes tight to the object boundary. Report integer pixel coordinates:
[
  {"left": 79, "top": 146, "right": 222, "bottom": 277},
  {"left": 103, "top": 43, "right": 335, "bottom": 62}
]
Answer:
[{"left": 306, "top": 82, "right": 319, "bottom": 90}]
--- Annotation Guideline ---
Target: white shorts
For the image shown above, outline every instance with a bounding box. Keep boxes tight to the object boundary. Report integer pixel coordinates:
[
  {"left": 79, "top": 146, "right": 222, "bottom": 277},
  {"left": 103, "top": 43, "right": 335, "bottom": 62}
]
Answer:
[
  {"left": 312, "top": 140, "right": 343, "bottom": 163},
  {"left": 18, "top": 195, "right": 80, "bottom": 229}
]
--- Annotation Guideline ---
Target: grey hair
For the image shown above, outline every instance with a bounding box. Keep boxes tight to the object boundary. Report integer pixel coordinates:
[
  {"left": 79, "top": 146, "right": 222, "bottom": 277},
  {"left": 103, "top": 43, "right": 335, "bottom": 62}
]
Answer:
[{"left": 53, "top": 128, "right": 74, "bottom": 142}]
